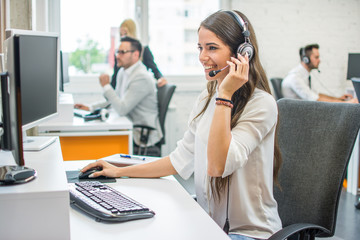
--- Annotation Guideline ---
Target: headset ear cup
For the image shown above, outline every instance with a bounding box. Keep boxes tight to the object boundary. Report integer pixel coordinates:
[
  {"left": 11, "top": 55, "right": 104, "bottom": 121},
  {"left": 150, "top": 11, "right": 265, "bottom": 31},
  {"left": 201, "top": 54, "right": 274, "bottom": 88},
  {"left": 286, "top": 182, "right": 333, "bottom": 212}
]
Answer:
[
  {"left": 100, "top": 109, "right": 109, "bottom": 121},
  {"left": 237, "top": 43, "right": 254, "bottom": 61},
  {"left": 303, "top": 56, "right": 310, "bottom": 64}
]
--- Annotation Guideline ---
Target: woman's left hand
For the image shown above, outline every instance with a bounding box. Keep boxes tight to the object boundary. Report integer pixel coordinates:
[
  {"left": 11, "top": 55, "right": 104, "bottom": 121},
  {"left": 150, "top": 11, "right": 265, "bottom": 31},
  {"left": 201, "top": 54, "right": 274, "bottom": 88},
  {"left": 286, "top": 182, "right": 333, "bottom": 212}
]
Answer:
[{"left": 218, "top": 53, "right": 249, "bottom": 99}]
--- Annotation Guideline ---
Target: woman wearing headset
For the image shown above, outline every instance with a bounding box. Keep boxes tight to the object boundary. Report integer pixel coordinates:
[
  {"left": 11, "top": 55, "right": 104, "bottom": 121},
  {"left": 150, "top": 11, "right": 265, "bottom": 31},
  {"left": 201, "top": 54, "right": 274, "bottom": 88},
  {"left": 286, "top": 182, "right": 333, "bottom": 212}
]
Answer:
[{"left": 83, "top": 10, "right": 282, "bottom": 240}]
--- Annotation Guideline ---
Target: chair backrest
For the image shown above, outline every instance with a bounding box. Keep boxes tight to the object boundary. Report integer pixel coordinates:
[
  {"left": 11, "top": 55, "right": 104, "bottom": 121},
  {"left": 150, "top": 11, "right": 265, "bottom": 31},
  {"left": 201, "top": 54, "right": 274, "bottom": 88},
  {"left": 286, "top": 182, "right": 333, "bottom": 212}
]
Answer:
[
  {"left": 275, "top": 99, "right": 360, "bottom": 237},
  {"left": 270, "top": 78, "right": 284, "bottom": 100},
  {"left": 157, "top": 84, "right": 176, "bottom": 145}
]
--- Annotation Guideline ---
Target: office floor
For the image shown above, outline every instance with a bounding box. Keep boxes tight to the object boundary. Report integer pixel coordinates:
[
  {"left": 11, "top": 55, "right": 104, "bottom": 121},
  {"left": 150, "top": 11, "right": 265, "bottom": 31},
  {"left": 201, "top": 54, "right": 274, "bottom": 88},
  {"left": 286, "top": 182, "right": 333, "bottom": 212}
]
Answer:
[
  {"left": 174, "top": 175, "right": 360, "bottom": 240},
  {"left": 326, "top": 189, "right": 360, "bottom": 240}
]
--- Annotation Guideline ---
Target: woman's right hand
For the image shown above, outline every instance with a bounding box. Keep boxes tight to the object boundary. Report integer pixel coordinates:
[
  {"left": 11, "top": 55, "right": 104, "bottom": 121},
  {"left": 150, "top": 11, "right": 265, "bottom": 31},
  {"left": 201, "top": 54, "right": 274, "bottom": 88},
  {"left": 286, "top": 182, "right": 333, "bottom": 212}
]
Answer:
[
  {"left": 218, "top": 53, "right": 249, "bottom": 99},
  {"left": 81, "top": 160, "right": 121, "bottom": 178}
]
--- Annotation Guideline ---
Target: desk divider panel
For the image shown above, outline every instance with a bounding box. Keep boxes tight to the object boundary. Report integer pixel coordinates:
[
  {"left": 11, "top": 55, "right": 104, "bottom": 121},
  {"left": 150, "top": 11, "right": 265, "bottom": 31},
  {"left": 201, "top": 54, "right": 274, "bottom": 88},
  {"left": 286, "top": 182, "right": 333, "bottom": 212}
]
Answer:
[{"left": 60, "top": 135, "right": 129, "bottom": 160}]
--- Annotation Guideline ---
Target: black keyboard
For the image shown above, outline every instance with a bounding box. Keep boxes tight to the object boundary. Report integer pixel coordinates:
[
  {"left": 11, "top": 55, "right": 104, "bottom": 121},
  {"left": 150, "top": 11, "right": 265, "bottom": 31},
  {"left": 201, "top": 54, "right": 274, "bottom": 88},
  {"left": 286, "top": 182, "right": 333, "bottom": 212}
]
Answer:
[{"left": 69, "top": 181, "right": 155, "bottom": 222}]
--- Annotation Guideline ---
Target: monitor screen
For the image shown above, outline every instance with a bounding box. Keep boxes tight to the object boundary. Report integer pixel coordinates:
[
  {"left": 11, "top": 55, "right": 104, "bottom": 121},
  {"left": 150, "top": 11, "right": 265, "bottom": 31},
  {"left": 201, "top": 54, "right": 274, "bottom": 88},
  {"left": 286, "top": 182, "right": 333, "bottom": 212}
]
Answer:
[
  {"left": 17, "top": 35, "right": 58, "bottom": 129},
  {"left": 347, "top": 53, "right": 360, "bottom": 80}
]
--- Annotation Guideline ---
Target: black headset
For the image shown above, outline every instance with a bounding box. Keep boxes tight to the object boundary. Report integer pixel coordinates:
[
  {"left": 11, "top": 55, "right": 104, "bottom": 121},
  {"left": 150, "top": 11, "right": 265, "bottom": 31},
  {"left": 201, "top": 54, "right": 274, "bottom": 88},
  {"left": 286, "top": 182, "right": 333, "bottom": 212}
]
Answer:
[
  {"left": 225, "top": 10, "right": 254, "bottom": 61},
  {"left": 84, "top": 108, "right": 109, "bottom": 122},
  {"left": 301, "top": 47, "right": 310, "bottom": 64}
]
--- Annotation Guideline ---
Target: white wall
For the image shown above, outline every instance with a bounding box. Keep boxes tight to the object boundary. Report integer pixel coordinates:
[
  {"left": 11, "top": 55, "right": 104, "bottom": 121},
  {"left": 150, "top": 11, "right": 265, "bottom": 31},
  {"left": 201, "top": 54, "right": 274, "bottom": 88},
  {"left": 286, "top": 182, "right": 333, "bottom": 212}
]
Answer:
[{"left": 231, "top": 0, "right": 360, "bottom": 96}]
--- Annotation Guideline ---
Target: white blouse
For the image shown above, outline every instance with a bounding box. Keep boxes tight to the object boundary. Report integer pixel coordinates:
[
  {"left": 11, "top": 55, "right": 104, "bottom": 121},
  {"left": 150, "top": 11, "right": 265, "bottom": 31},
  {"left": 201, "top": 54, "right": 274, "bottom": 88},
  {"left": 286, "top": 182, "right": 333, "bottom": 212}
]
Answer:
[
  {"left": 282, "top": 64, "right": 319, "bottom": 101},
  {"left": 170, "top": 88, "right": 282, "bottom": 239}
]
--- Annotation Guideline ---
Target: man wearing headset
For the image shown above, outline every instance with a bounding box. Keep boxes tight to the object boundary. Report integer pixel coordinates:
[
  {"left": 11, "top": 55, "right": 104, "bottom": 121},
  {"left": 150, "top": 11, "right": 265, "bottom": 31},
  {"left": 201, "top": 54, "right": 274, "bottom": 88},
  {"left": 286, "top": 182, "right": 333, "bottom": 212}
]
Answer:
[
  {"left": 75, "top": 36, "right": 163, "bottom": 151},
  {"left": 282, "top": 44, "right": 357, "bottom": 103}
]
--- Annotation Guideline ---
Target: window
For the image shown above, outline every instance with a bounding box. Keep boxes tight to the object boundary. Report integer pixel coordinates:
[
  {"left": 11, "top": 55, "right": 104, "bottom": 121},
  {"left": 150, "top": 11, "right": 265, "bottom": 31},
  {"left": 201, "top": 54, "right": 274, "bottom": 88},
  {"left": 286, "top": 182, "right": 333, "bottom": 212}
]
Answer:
[
  {"left": 184, "top": 29, "right": 198, "bottom": 43},
  {"left": 60, "top": 0, "right": 135, "bottom": 75},
  {"left": 60, "top": 0, "right": 220, "bottom": 76},
  {"left": 148, "top": 0, "right": 220, "bottom": 75}
]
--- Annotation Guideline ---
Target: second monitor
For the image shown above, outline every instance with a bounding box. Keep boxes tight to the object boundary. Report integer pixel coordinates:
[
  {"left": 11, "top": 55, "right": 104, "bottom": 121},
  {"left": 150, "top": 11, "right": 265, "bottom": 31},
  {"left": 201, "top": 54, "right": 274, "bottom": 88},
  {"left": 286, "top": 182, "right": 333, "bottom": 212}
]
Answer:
[{"left": 347, "top": 53, "right": 360, "bottom": 80}]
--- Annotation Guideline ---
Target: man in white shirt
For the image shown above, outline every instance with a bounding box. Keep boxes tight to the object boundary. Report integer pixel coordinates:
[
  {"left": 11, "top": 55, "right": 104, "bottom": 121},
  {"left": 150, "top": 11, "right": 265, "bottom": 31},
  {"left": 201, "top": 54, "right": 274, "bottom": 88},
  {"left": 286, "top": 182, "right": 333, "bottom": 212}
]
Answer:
[
  {"left": 282, "top": 44, "right": 357, "bottom": 103},
  {"left": 75, "top": 37, "right": 162, "bottom": 150}
]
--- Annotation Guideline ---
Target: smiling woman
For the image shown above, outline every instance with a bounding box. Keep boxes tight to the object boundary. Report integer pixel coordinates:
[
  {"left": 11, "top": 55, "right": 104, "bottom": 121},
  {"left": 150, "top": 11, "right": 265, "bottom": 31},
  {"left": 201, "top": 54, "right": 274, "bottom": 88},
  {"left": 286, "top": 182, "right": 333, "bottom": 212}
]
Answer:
[{"left": 79, "top": 9, "right": 282, "bottom": 240}]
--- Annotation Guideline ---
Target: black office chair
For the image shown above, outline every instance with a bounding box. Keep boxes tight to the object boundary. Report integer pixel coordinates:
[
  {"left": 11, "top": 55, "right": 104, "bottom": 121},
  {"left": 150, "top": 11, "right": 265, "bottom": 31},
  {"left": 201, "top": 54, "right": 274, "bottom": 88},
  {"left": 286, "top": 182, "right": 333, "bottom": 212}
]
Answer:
[
  {"left": 270, "top": 78, "right": 284, "bottom": 100},
  {"left": 269, "top": 99, "right": 360, "bottom": 240},
  {"left": 133, "top": 84, "right": 176, "bottom": 157}
]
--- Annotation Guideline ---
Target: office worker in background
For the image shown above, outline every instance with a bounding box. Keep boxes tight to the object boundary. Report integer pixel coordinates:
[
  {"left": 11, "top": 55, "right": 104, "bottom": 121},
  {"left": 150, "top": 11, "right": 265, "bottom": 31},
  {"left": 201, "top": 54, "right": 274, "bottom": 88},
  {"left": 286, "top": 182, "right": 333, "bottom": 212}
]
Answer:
[
  {"left": 74, "top": 36, "right": 162, "bottom": 150},
  {"left": 282, "top": 44, "right": 358, "bottom": 103},
  {"left": 111, "top": 18, "right": 167, "bottom": 88},
  {"left": 82, "top": 10, "right": 282, "bottom": 240}
]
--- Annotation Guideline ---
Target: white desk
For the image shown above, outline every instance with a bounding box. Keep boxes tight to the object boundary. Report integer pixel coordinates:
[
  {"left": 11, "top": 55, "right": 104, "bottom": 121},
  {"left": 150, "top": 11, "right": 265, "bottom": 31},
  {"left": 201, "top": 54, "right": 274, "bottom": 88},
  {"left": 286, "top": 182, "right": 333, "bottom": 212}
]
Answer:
[
  {"left": 0, "top": 138, "right": 70, "bottom": 240},
  {"left": 64, "top": 160, "right": 230, "bottom": 240},
  {"left": 37, "top": 109, "right": 133, "bottom": 160},
  {"left": 1, "top": 144, "right": 229, "bottom": 239}
]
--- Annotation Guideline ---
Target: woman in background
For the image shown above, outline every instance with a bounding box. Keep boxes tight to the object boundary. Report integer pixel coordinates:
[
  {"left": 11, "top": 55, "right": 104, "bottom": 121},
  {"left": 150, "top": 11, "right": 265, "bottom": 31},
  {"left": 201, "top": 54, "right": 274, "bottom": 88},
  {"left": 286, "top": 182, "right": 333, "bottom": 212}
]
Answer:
[
  {"left": 84, "top": 10, "right": 282, "bottom": 240},
  {"left": 111, "top": 18, "right": 167, "bottom": 88}
]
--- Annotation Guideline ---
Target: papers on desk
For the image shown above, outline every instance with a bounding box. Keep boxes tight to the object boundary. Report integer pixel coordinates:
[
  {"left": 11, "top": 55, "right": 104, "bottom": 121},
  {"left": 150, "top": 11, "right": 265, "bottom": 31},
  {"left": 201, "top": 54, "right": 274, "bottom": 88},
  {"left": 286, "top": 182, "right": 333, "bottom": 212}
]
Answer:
[{"left": 100, "top": 154, "right": 160, "bottom": 167}]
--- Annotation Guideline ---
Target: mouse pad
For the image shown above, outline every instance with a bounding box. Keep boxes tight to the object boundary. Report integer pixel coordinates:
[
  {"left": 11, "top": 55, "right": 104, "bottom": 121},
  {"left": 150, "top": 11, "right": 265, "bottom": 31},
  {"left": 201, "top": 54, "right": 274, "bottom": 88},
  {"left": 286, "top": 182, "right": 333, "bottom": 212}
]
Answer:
[{"left": 66, "top": 170, "right": 116, "bottom": 183}]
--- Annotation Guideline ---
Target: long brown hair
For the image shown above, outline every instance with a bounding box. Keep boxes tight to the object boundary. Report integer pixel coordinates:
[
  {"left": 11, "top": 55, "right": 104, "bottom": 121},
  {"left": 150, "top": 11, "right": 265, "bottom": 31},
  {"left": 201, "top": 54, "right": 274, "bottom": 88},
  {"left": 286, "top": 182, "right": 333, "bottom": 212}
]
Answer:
[{"left": 195, "top": 10, "right": 282, "bottom": 200}]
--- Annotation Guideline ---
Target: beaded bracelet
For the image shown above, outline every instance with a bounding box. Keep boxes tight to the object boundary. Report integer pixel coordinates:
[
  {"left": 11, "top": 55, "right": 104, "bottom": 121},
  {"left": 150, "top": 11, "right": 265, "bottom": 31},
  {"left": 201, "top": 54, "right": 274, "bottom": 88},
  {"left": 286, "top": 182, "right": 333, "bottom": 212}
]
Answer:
[
  {"left": 215, "top": 97, "right": 234, "bottom": 105},
  {"left": 216, "top": 100, "right": 234, "bottom": 109}
]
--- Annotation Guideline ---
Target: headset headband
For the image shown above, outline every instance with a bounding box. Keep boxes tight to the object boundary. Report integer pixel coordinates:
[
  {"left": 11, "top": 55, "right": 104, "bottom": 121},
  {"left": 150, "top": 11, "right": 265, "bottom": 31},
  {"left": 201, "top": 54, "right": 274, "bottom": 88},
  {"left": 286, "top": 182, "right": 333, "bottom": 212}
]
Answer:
[
  {"left": 301, "top": 47, "right": 306, "bottom": 57},
  {"left": 225, "top": 11, "right": 251, "bottom": 40},
  {"left": 223, "top": 10, "right": 254, "bottom": 60}
]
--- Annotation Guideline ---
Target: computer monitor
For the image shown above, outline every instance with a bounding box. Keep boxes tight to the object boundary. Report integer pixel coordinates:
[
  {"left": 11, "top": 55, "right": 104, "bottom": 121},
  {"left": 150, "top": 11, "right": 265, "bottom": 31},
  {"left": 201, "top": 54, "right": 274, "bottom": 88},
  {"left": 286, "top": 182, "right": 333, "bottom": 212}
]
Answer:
[
  {"left": 346, "top": 53, "right": 360, "bottom": 80},
  {"left": 1, "top": 65, "right": 36, "bottom": 185},
  {"left": 4, "top": 29, "right": 59, "bottom": 151},
  {"left": 352, "top": 79, "right": 360, "bottom": 100},
  {"left": 59, "top": 51, "right": 70, "bottom": 92}
]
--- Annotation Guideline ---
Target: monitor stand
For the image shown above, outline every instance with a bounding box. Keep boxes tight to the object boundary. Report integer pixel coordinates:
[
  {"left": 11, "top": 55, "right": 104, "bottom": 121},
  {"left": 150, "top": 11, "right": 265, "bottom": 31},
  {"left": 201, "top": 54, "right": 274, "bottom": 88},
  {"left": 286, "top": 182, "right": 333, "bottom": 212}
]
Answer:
[
  {"left": 0, "top": 151, "right": 36, "bottom": 185},
  {"left": 0, "top": 165, "right": 37, "bottom": 185},
  {"left": 22, "top": 131, "right": 56, "bottom": 151}
]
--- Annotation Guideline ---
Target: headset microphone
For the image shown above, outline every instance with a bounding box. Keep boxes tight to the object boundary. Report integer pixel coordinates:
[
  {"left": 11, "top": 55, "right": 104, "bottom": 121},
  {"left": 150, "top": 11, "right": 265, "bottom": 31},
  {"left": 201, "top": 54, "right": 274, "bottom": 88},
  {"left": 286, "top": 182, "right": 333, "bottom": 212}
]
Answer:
[{"left": 209, "top": 65, "right": 229, "bottom": 77}]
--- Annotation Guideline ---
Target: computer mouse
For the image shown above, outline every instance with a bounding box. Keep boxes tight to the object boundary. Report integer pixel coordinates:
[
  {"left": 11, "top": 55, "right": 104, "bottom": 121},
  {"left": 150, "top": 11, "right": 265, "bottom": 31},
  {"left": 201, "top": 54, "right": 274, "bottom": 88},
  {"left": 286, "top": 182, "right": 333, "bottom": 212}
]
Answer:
[{"left": 78, "top": 168, "right": 102, "bottom": 179}]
